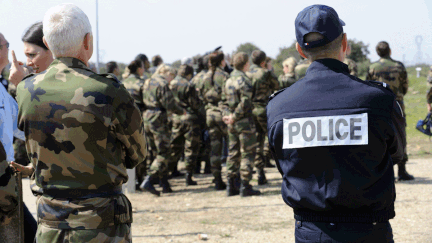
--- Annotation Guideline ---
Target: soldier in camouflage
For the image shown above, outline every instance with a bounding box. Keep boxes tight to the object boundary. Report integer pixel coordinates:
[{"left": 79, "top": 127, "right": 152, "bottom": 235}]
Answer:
[
  {"left": 343, "top": 43, "right": 358, "bottom": 77},
  {"left": 191, "top": 55, "right": 212, "bottom": 174},
  {"left": 0, "top": 142, "right": 17, "bottom": 226},
  {"left": 223, "top": 52, "right": 260, "bottom": 197},
  {"left": 140, "top": 64, "right": 184, "bottom": 196},
  {"left": 168, "top": 65, "right": 202, "bottom": 186},
  {"left": 295, "top": 58, "right": 311, "bottom": 80},
  {"left": 367, "top": 41, "right": 413, "bottom": 181},
  {"left": 427, "top": 66, "right": 432, "bottom": 108},
  {"left": 246, "top": 50, "right": 279, "bottom": 185},
  {"left": 122, "top": 59, "right": 149, "bottom": 189},
  {"left": 199, "top": 51, "right": 229, "bottom": 190},
  {"left": 15, "top": 4, "right": 147, "bottom": 242},
  {"left": 278, "top": 57, "right": 297, "bottom": 89}
]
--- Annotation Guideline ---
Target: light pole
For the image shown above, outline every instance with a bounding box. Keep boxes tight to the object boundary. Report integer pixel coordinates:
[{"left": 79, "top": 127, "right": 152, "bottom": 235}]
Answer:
[{"left": 95, "top": 0, "right": 100, "bottom": 73}]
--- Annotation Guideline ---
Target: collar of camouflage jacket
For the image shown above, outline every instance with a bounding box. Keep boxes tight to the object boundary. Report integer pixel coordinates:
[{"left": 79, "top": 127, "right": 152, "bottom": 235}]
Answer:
[{"left": 51, "top": 57, "right": 93, "bottom": 73}]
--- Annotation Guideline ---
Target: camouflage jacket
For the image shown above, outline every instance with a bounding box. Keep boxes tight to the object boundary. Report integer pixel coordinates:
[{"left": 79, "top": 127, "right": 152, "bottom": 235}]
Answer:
[
  {"left": 366, "top": 57, "right": 408, "bottom": 101},
  {"left": 16, "top": 57, "right": 146, "bottom": 229},
  {"left": 169, "top": 75, "right": 202, "bottom": 115},
  {"left": 122, "top": 73, "right": 146, "bottom": 111},
  {"left": 343, "top": 57, "right": 358, "bottom": 77},
  {"left": 199, "top": 67, "right": 230, "bottom": 112},
  {"left": 0, "top": 142, "right": 17, "bottom": 225},
  {"left": 295, "top": 60, "right": 311, "bottom": 80},
  {"left": 246, "top": 64, "right": 279, "bottom": 108},
  {"left": 224, "top": 69, "right": 254, "bottom": 122},
  {"left": 278, "top": 73, "right": 296, "bottom": 89},
  {"left": 142, "top": 74, "right": 183, "bottom": 114}
]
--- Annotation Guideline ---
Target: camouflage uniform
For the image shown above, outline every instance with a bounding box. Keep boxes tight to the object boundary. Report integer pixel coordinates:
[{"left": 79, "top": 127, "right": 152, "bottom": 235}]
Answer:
[
  {"left": 278, "top": 73, "right": 296, "bottom": 89},
  {"left": 366, "top": 57, "right": 410, "bottom": 169},
  {"left": 0, "top": 142, "right": 18, "bottom": 225},
  {"left": 224, "top": 69, "right": 257, "bottom": 183},
  {"left": 426, "top": 66, "right": 432, "bottom": 103},
  {"left": 122, "top": 73, "right": 149, "bottom": 186},
  {"left": 199, "top": 67, "right": 229, "bottom": 179},
  {"left": 168, "top": 76, "right": 202, "bottom": 175},
  {"left": 142, "top": 74, "right": 184, "bottom": 178},
  {"left": 343, "top": 57, "right": 358, "bottom": 77},
  {"left": 247, "top": 64, "right": 279, "bottom": 171},
  {"left": 294, "top": 59, "right": 311, "bottom": 80},
  {"left": 191, "top": 70, "right": 211, "bottom": 171},
  {"left": 16, "top": 57, "right": 147, "bottom": 242}
]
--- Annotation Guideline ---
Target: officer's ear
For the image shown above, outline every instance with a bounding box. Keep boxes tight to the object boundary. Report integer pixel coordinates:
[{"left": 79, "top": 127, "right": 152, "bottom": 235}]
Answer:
[
  {"left": 296, "top": 42, "right": 308, "bottom": 59},
  {"left": 341, "top": 33, "right": 348, "bottom": 53}
]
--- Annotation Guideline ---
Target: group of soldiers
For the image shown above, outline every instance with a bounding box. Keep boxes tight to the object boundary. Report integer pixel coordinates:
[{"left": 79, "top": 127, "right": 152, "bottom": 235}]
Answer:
[{"left": 109, "top": 39, "right": 416, "bottom": 198}]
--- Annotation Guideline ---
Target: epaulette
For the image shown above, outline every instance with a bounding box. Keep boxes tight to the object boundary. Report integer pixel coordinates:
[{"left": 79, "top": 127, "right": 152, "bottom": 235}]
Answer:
[
  {"left": 368, "top": 80, "right": 392, "bottom": 92},
  {"left": 268, "top": 88, "right": 287, "bottom": 101},
  {"left": 99, "top": 73, "right": 121, "bottom": 84}
]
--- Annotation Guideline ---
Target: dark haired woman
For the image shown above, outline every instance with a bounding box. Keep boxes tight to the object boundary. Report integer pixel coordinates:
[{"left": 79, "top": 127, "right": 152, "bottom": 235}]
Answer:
[{"left": 199, "top": 51, "right": 230, "bottom": 190}]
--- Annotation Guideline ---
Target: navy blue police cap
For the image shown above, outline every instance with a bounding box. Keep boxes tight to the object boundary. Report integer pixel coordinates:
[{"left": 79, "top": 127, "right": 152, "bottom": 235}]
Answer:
[{"left": 295, "top": 5, "right": 345, "bottom": 49}]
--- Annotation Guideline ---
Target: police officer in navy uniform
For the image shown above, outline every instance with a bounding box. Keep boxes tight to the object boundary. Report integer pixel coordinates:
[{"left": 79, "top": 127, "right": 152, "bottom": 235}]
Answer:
[{"left": 267, "top": 5, "right": 405, "bottom": 242}]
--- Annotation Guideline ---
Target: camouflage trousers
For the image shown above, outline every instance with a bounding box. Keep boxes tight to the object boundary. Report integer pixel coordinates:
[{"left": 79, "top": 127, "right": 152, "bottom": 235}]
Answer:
[
  {"left": 226, "top": 115, "right": 257, "bottom": 183},
  {"left": 144, "top": 110, "right": 171, "bottom": 177},
  {"left": 196, "top": 107, "right": 210, "bottom": 166},
  {"left": 36, "top": 224, "right": 131, "bottom": 243},
  {"left": 206, "top": 109, "right": 228, "bottom": 178},
  {"left": 13, "top": 139, "right": 30, "bottom": 166},
  {"left": 253, "top": 108, "right": 270, "bottom": 170},
  {"left": 169, "top": 113, "right": 201, "bottom": 173},
  {"left": 398, "top": 99, "right": 409, "bottom": 166}
]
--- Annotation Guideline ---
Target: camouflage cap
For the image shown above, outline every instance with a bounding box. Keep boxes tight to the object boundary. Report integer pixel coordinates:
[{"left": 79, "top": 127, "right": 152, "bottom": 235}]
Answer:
[{"left": 295, "top": 5, "right": 345, "bottom": 49}]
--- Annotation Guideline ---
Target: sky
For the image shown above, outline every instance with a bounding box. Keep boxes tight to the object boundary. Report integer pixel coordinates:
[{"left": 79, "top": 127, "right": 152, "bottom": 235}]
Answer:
[{"left": 1, "top": 0, "right": 432, "bottom": 67}]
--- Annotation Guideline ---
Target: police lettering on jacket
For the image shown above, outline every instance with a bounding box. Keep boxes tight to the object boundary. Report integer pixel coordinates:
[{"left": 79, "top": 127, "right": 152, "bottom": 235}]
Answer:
[{"left": 283, "top": 113, "right": 368, "bottom": 149}]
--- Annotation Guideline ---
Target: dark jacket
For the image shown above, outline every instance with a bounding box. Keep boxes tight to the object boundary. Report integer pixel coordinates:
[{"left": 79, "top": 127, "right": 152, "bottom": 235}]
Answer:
[{"left": 267, "top": 58, "right": 405, "bottom": 223}]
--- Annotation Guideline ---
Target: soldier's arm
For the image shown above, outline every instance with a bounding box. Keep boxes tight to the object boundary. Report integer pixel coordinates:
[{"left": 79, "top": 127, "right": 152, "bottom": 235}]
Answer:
[
  {"left": 0, "top": 144, "right": 18, "bottom": 225},
  {"left": 232, "top": 77, "right": 253, "bottom": 121},
  {"left": 113, "top": 89, "right": 147, "bottom": 169},
  {"left": 268, "top": 70, "right": 280, "bottom": 91},
  {"left": 159, "top": 84, "right": 184, "bottom": 115},
  {"left": 400, "top": 67, "right": 409, "bottom": 96},
  {"left": 365, "top": 67, "right": 373, "bottom": 80},
  {"left": 186, "top": 83, "right": 202, "bottom": 111}
]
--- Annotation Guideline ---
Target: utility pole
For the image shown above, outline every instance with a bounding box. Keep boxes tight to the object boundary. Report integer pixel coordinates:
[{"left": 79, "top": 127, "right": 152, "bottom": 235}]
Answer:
[{"left": 95, "top": 0, "right": 100, "bottom": 73}]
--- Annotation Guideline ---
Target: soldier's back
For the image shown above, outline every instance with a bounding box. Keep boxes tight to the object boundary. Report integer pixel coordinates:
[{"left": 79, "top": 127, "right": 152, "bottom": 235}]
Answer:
[
  {"left": 201, "top": 67, "right": 229, "bottom": 108},
  {"left": 122, "top": 73, "right": 146, "bottom": 108}
]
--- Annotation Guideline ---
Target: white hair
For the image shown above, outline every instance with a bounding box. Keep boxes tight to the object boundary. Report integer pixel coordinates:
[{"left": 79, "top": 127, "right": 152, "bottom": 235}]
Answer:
[{"left": 43, "top": 3, "right": 92, "bottom": 58}]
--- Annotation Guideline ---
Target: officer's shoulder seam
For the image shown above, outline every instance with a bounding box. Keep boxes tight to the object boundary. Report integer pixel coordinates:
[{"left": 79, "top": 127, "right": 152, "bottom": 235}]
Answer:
[
  {"left": 99, "top": 73, "right": 121, "bottom": 84},
  {"left": 268, "top": 88, "right": 287, "bottom": 101}
]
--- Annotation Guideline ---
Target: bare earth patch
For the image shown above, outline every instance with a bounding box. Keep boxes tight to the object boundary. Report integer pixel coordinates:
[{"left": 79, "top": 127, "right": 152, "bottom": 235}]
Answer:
[{"left": 127, "top": 157, "right": 432, "bottom": 243}]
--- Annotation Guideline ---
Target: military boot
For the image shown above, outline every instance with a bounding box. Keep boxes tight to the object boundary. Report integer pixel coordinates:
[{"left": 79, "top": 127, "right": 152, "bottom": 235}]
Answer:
[
  {"left": 185, "top": 172, "right": 197, "bottom": 186},
  {"left": 258, "top": 169, "right": 268, "bottom": 185},
  {"left": 214, "top": 174, "right": 226, "bottom": 190},
  {"left": 264, "top": 156, "right": 276, "bottom": 168},
  {"left": 140, "top": 174, "right": 160, "bottom": 196},
  {"left": 398, "top": 164, "right": 415, "bottom": 181},
  {"left": 240, "top": 180, "right": 261, "bottom": 197},
  {"left": 160, "top": 176, "right": 173, "bottom": 193},
  {"left": 226, "top": 176, "right": 240, "bottom": 196}
]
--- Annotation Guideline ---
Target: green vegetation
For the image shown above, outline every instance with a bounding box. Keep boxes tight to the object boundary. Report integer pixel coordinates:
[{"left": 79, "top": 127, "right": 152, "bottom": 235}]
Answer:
[{"left": 404, "top": 73, "right": 432, "bottom": 156}]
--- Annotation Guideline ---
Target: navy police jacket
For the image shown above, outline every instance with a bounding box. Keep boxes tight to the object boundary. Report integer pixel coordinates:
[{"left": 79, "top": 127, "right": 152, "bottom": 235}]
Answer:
[{"left": 267, "top": 59, "right": 405, "bottom": 223}]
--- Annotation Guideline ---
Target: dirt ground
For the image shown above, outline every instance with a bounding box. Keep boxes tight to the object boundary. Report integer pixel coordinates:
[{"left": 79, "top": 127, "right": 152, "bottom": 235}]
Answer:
[{"left": 124, "top": 157, "right": 432, "bottom": 243}]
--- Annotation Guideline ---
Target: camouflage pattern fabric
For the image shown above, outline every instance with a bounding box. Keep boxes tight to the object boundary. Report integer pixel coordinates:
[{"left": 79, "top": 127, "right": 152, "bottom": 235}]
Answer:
[
  {"left": 427, "top": 66, "right": 432, "bottom": 85},
  {"left": 0, "top": 142, "right": 18, "bottom": 225},
  {"left": 168, "top": 76, "right": 202, "bottom": 173},
  {"left": 343, "top": 57, "right": 358, "bottom": 77},
  {"left": 199, "top": 67, "right": 230, "bottom": 178},
  {"left": 426, "top": 66, "right": 432, "bottom": 104},
  {"left": 295, "top": 60, "right": 311, "bottom": 80},
  {"left": 142, "top": 74, "right": 184, "bottom": 177},
  {"left": 278, "top": 73, "right": 296, "bottom": 89},
  {"left": 16, "top": 57, "right": 146, "bottom": 240},
  {"left": 122, "top": 73, "right": 147, "bottom": 112},
  {"left": 367, "top": 56, "right": 409, "bottom": 165},
  {"left": 366, "top": 57, "right": 408, "bottom": 103},
  {"left": 224, "top": 69, "right": 257, "bottom": 182},
  {"left": 246, "top": 64, "right": 279, "bottom": 170},
  {"left": 122, "top": 73, "right": 149, "bottom": 184}
]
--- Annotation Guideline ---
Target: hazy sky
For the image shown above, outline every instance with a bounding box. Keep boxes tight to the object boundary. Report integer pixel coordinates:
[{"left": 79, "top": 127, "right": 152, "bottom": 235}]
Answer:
[{"left": 1, "top": 0, "right": 432, "bottom": 67}]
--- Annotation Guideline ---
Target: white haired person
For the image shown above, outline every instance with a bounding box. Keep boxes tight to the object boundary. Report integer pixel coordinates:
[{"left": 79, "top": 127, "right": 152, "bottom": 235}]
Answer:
[{"left": 13, "top": 4, "right": 146, "bottom": 242}]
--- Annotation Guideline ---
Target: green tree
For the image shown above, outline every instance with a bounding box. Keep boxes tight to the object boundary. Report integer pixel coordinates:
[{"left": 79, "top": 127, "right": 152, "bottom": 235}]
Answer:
[
  {"left": 234, "top": 42, "right": 260, "bottom": 56},
  {"left": 171, "top": 60, "right": 181, "bottom": 69},
  {"left": 347, "top": 39, "right": 369, "bottom": 63}
]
